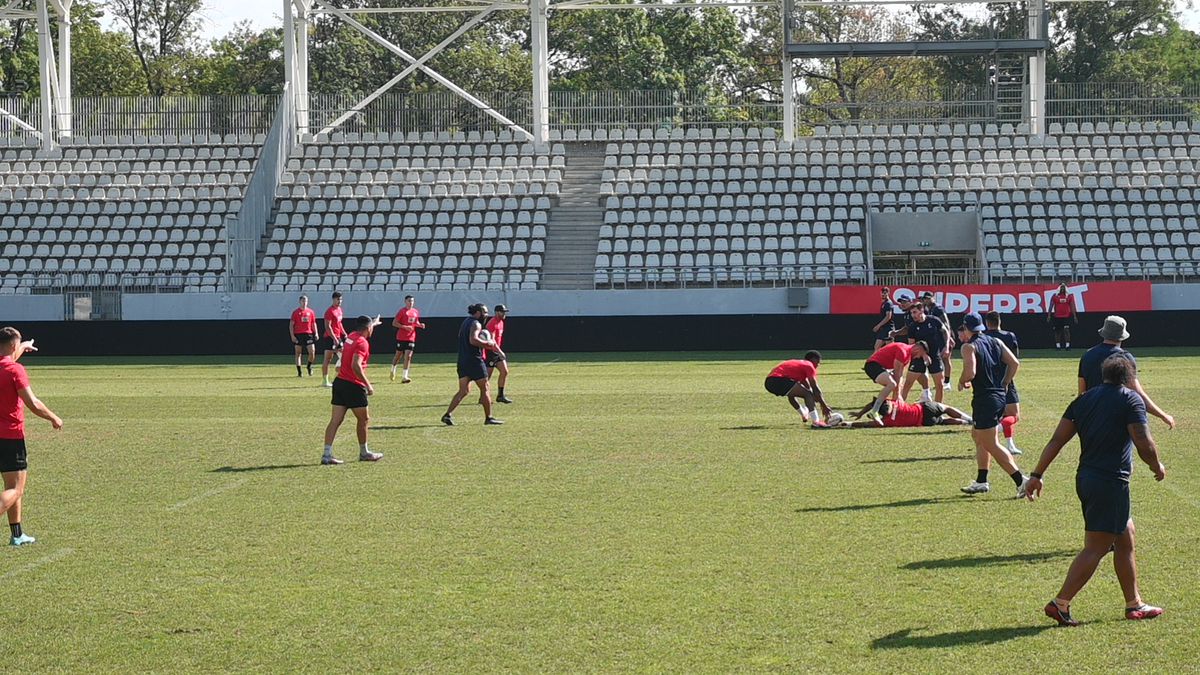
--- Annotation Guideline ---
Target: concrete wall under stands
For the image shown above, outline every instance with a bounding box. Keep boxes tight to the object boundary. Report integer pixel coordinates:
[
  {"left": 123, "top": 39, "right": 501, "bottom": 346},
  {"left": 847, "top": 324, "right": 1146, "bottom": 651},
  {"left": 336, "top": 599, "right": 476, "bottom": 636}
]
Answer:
[{"left": 0, "top": 294, "right": 65, "bottom": 322}]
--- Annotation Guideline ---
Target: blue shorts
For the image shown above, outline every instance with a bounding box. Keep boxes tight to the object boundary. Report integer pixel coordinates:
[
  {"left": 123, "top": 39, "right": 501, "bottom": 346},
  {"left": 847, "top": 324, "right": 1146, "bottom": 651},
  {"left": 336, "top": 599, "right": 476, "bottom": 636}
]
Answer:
[
  {"left": 1076, "top": 471, "right": 1131, "bottom": 534},
  {"left": 457, "top": 359, "right": 488, "bottom": 382},
  {"left": 1005, "top": 381, "right": 1020, "bottom": 405},
  {"left": 971, "top": 391, "right": 1007, "bottom": 430},
  {"left": 911, "top": 351, "right": 944, "bottom": 375}
]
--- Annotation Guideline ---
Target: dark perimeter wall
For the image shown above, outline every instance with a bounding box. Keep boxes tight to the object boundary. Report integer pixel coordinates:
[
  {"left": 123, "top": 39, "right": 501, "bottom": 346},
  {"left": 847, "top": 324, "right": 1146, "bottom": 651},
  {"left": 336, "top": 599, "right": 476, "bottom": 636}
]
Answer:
[{"left": 11, "top": 311, "right": 1200, "bottom": 356}]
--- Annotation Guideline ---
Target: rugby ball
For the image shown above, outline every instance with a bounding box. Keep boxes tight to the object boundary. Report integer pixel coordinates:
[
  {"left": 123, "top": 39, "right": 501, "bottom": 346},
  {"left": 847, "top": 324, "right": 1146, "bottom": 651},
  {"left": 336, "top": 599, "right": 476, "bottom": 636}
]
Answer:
[
  {"left": 826, "top": 412, "right": 846, "bottom": 426},
  {"left": 478, "top": 329, "right": 492, "bottom": 343}
]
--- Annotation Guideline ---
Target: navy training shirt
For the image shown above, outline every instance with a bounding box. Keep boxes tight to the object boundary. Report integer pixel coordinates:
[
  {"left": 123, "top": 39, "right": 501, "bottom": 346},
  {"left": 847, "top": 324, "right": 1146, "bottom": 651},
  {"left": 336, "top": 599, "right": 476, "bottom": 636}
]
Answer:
[
  {"left": 908, "top": 316, "right": 946, "bottom": 351},
  {"left": 458, "top": 317, "right": 483, "bottom": 364},
  {"left": 879, "top": 299, "right": 895, "bottom": 330},
  {"left": 1064, "top": 384, "right": 1148, "bottom": 481},
  {"left": 966, "top": 332, "right": 1008, "bottom": 394},
  {"left": 1078, "top": 343, "right": 1137, "bottom": 391},
  {"left": 926, "top": 302, "right": 949, "bottom": 326},
  {"left": 984, "top": 328, "right": 1020, "bottom": 357}
]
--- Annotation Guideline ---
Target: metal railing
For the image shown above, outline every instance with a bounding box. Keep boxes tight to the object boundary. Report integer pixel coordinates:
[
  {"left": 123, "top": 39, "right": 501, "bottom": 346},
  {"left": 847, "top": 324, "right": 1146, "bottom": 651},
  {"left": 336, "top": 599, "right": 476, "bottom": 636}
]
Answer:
[
  {"left": 66, "top": 96, "right": 279, "bottom": 138},
  {"left": 224, "top": 88, "right": 293, "bottom": 292},
  {"left": 1046, "top": 83, "right": 1200, "bottom": 124}
]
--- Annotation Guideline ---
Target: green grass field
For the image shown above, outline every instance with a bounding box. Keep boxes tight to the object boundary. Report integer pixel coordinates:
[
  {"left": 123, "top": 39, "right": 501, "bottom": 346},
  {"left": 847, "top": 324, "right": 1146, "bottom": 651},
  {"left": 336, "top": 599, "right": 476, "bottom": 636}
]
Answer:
[{"left": 3, "top": 349, "right": 1198, "bottom": 672}]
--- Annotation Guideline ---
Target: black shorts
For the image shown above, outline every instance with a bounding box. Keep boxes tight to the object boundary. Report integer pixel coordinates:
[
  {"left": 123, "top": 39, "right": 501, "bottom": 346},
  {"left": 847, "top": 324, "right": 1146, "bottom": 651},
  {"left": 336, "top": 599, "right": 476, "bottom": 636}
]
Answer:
[
  {"left": 396, "top": 341, "right": 416, "bottom": 353},
  {"left": 874, "top": 328, "right": 893, "bottom": 341},
  {"left": 764, "top": 376, "right": 797, "bottom": 397},
  {"left": 458, "top": 359, "right": 488, "bottom": 382},
  {"left": 910, "top": 351, "right": 944, "bottom": 375},
  {"left": 1076, "top": 471, "right": 1131, "bottom": 534},
  {"left": 1053, "top": 317, "right": 1072, "bottom": 329},
  {"left": 331, "top": 377, "right": 369, "bottom": 409},
  {"left": 863, "top": 361, "right": 887, "bottom": 382},
  {"left": 0, "top": 437, "right": 28, "bottom": 472},
  {"left": 920, "top": 400, "right": 948, "bottom": 426},
  {"left": 486, "top": 352, "right": 506, "bottom": 368},
  {"left": 1005, "top": 381, "right": 1020, "bottom": 405},
  {"left": 971, "top": 391, "right": 1007, "bottom": 430},
  {"left": 319, "top": 336, "right": 344, "bottom": 352},
  {"left": 294, "top": 333, "right": 316, "bottom": 347}
]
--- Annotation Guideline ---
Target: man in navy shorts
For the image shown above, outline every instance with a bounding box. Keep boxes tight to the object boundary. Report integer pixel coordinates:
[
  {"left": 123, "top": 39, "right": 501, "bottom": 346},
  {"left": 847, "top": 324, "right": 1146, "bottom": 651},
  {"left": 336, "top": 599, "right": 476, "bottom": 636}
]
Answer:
[
  {"left": 1025, "top": 355, "right": 1167, "bottom": 626},
  {"left": 956, "top": 313, "right": 1027, "bottom": 497},
  {"left": 442, "top": 304, "right": 505, "bottom": 426}
]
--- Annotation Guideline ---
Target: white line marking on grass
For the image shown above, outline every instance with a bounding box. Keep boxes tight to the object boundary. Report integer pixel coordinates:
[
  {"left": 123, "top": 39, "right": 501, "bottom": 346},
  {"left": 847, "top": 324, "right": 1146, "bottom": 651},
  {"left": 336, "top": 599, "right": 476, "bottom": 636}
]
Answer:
[
  {"left": 423, "top": 427, "right": 452, "bottom": 447},
  {"left": 167, "top": 479, "right": 248, "bottom": 512},
  {"left": 1162, "top": 482, "right": 1200, "bottom": 510},
  {"left": 0, "top": 547, "right": 73, "bottom": 580}
]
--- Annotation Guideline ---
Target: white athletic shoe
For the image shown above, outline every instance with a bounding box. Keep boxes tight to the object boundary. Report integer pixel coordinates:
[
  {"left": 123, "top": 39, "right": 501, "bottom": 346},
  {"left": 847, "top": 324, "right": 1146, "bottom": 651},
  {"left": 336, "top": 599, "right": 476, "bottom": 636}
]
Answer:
[
  {"left": 942, "top": 382, "right": 952, "bottom": 392},
  {"left": 1008, "top": 444, "right": 1023, "bottom": 456},
  {"left": 918, "top": 391, "right": 932, "bottom": 404},
  {"left": 961, "top": 481, "right": 990, "bottom": 495},
  {"left": 1016, "top": 475, "right": 1030, "bottom": 499}
]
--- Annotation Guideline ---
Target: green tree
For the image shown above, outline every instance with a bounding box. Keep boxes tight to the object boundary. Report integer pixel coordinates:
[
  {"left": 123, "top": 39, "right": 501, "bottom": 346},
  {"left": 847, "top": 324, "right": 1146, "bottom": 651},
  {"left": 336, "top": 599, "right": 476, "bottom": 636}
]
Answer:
[
  {"left": 107, "top": 0, "right": 204, "bottom": 95},
  {"left": 188, "top": 23, "right": 283, "bottom": 96}
]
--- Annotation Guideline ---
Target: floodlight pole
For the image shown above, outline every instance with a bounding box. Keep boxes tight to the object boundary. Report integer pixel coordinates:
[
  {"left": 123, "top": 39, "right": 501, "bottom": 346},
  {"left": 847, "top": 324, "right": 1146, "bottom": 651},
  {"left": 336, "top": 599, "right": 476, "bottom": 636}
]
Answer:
[
  {"left": 36, "top": 0, "right": 54, "bottom": 151},
  {"left": 782, "top": 0, "right": 795, "bottom": 142},
  {"left": 51, "top": 0, "right": 72, "bottom": 138},
  {"left": 296, "top": 0, "right": 311, "bottom": 136},
  {"left": 532, "top": 0, "right": 550, "bottom": 147},
  {"left": 1028, "top": 0, "right": 1047, "bottom": 136}
]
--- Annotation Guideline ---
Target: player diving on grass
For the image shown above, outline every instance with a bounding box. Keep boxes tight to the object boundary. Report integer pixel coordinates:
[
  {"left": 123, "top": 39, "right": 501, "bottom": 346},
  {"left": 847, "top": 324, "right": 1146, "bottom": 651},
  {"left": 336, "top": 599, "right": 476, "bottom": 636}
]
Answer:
[
  {"left": 763, "top": 352, "right": 833, "bottom": 427},
  {"left": 839, "top": 398, "right": 973, "bottom": 428}
]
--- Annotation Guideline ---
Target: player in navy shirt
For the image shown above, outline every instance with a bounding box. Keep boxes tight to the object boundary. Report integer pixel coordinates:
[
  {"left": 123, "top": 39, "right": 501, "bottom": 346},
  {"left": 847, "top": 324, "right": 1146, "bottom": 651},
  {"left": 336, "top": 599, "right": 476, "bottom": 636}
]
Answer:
[
  {"left": 956, "top": 313, "right": 1027, "bottom": 497},
  {"left": 1078, "top": 315, "right": 1174, "bottom": 429},
  {"left": 921, "top": 292, "right": 955, "bottom": 390},
  {"left": 984, "top": 312, "right": 1023, "bottom": 456},
  {"left": 892, "top": 303, "right": 951, "bottom": 403},
  {"left": 871, "top": 287, "right": 896, "bottom": 351},
  {"left": 1025, "top": 355, "right": 1166, "bottom": 626},
  {"left": 441, "top": 304, "right": 505, "bottom": 426}
]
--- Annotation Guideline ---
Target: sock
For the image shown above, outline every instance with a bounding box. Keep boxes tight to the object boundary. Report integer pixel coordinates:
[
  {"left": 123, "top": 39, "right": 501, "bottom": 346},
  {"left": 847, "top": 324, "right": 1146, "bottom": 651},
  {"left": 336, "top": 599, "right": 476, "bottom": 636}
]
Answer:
[
  {"left": 922, "top": 388, "right": 932, "bottom": 400},
  {"left": 403, "top": 369, "right": 409, "bottom": 378},
  {"left": 323, "top": 444, "right": 333, "bottom": 458},
  {"left": 976, "top": 469, "right": 989, "bottom": 484},
  {"left": 10, "top": 522, "right": 21, "bottom": 538},
  {"left": 360, "top": 443, "right": 370, "bottom": 456},
  {"left": 498, "top": 387, "right": 505, "bottom": 397},
  {"left": 1001, "top": 416, "right": 1016, "bottom": 439},
  {"left": 869, "top": 398, "right": 883, "bottom": 414},
  {"left": 1010, "top": 470, "right": 1024, "bottom": 487},
  {"left": 810, "top": 408, "right": 822, "bottom": 423},
  {"left": 297, "top": 365, "right": 303, "bottom": 376},
  {"left": 1065, "top": 342, "right": 1070, "bottom": 349},
  {"left": 391, "top": 365, "right": 397, "bottom": 373}
]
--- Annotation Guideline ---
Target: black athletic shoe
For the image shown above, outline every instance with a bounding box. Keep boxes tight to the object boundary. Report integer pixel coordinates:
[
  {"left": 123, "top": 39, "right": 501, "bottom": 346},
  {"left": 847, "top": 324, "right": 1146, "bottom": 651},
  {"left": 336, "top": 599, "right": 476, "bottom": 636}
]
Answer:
[
  {"left": 441, "top": 413, "right": 454, "bottom": 426},
  {"left": 485, "top": 417, "right": 504, "bottom": 425},
  {"left": 497, "top": 395, "right": 513, "bottom": 404},
  {"left": 307, "top": 365, "right": 313, "bottom": 376}
]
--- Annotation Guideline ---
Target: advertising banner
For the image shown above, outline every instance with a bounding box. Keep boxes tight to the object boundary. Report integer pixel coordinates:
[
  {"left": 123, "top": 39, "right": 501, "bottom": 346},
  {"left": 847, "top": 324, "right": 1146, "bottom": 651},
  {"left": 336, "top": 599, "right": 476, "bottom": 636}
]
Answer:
[{"left": 829, "top": 282, "right": 1153, "bottom": 315}]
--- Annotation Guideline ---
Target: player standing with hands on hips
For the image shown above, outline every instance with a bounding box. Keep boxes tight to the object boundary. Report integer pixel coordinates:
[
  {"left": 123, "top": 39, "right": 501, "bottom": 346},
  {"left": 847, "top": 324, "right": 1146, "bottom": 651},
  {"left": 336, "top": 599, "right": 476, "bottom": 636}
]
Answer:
[{"left": 0, "top": 327, "right": 64, "bottom": 546}]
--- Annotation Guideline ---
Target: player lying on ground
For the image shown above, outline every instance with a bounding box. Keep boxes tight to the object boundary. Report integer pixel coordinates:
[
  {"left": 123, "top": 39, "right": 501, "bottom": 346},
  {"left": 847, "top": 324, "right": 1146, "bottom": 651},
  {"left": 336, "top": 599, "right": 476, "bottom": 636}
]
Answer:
[{"left": 840, "top": 398, "right": 973, "bottom": 428}]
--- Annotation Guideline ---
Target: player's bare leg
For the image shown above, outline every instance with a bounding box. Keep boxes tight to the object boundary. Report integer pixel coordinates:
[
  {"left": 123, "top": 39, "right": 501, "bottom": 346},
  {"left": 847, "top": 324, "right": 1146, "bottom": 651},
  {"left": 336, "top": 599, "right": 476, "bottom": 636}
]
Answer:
[
  {"left": 478, "top": 378, "right": 502, "bottom": 424},
  {"left": 321, "top": 349, "right": 338, "bottom": 387},
  {"left": 294, "top": 345, "right": 304, "bottom": 377},
  {"left": 351, "top": 407, "right": 381, "bottom": 461},
  {"left": 2, "top": 470, "right": 30, "bottom": 544},
  {"left": 322, "top": 406, "right": 349, "bottom": 464},
  {"left": 494, "top": 360, "right": 512, "bottom": 403},
  {"left": 868, "top": 373, "right": 898, "bottom": 420},
  {"left": 306, "top": 344, "right": 316, "bottom": 376},
  {"left": 931, "top": 372, "right": 946, "bottom": 403},
  {"left": 401, "top": 349, "right": 414, "bottom": 383},
  {"left": 442, "top": 377, "right": 472, "bottom": 425},
  {"left": 962, "top": 426, "right": 1025, "bottom": 496},
  {"left": 900, "top": 371, "right": 925, "bottom": 401}
]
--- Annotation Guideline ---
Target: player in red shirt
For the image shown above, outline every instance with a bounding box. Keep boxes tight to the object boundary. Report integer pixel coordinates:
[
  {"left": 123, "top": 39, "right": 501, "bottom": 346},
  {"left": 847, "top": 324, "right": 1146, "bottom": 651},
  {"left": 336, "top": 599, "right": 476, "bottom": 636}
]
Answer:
[
  {"left": 763, "top": 351, "right": 833, "bottom": 426},
  {"left": 322, "top": 315, "right": 384, "bottom": 465},
  {"left": 289, "top": 295, "right": 318, "bottom": 377},
  {"left": 484, "top": 304, "right": 513, "bottom": 404},
  {"left": 0, "top": 327, "right": 64, "bottom": 546},
  {"left": 391, "top": 295, "right": 426, "bottom": 383},
  {"left": 861, "top": 340, "right": 929, "bottom": 422},
  {"left": 1047, "top": 283, "right": 1078, "bottom": 350},
  {"left": 841, "top": 397, "right": 972, "bottom": 428},
  {"left": 319, "top": 292, "right": 347, "bottom": 388}
]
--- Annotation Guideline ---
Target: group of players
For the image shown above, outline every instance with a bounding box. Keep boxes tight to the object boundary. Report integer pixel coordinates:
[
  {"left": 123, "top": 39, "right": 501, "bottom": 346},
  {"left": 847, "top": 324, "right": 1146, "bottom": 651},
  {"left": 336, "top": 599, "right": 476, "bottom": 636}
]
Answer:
[
  {"left": 764, "top": 287, "right": 1176, "bottom": 625},
  {"left": 287, "top": 293, "right": 515, "bottom": 465}
]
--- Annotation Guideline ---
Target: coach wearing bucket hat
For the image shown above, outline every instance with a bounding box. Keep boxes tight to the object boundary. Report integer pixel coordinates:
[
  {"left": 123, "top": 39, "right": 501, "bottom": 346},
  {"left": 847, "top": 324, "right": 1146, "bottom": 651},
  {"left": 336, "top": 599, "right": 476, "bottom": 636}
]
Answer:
[{"left": 1078, "top": 315, "right": 1175, "bottom": 429}]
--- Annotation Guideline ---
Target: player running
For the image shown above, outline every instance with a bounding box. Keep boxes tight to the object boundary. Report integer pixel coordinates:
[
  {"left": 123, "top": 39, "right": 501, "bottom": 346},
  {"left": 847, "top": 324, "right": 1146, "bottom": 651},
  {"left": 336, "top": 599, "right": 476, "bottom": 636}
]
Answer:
[
  {"left": 322, "top": 315, "right": 384, "bottom": 465},
  {"left": 984, "top": 311, "right": 1023, "bottom": 455},
  {"left": 843, "top": 397, "right": 972, "bottom": 428},
  {"left": 764, "top": 352, "right": 833, "bottom": 426},
  {"left": 861, "top": 340, "right": 929, "bottom": 421},
  {"left": 391, "top": 295, "right": 426, "bottom": 383},
  {"left": 320, "top": 292, "right": 346, "bottom": 388},
  {"left": 442, "top": 304, "right": 505, "bottom": 426},
  {"left": 1048, "top": 283, "right": 1078, "bottom": 350},
  {"left": 0, "top": 327, "right": 64, "bottom": 546},
  {"left": 485, "top": 304, "right": 513, "bottom": 404},
  {"left": 289, "top": 295, "right": 318, "bottom": 377},
  {"left": 956, "top": 312, "right": 1028, "bottom": 497},
  {"left": 871, "top": 287, "right": 896, "bottom": 350}
]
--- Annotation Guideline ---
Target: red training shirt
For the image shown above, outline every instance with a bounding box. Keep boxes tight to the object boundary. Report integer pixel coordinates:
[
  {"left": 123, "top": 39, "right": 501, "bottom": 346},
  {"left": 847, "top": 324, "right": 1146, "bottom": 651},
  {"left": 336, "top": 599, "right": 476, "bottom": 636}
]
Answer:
[
  {"left": 337, "top": 332, "right": 371, "bottom": 387},
  {"left": 395, "top": 308, "right": 421, "bottom": 342},
  {"left": 323, "top": 306, "right": 345, "bottom": 340},
  {"left": 768, "top": 360, "right": 817, "bottom": 381},
  {"left": 882, "top": 400, "right": 926, "bottom": 428},
  {"left": 1051, "top": 294, "right": 1074, "bottom": 318},
  {"left": 0, "top": 355, "right": 30, "bottom": 439},
  {"left": 291, "top": 307, "right": 317, "bottom": 335},
  {"left": 867, "top": 342, "right": 913, "bottom": 368}
]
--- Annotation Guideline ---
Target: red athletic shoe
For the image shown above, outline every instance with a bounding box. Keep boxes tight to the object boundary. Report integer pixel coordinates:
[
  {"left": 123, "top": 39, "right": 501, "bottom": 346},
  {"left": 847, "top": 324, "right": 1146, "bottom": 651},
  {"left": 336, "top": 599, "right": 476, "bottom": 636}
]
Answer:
[
  {"left": 1045, "top": 601, "right": 1080, "bottom": 626},
  {"left": 1125, "top": 604, "right": 1164, "bottom": 621},
  {"left": 810, "top": 420, "right": 831, "bottom": 429}
]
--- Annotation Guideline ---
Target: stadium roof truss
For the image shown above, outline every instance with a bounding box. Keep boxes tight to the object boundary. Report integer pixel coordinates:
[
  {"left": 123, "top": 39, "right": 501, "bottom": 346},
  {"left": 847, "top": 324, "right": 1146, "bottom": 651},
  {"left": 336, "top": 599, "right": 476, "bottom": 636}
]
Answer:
[{"left": 1, "top": 0, "right": 72, "bottom": 150}]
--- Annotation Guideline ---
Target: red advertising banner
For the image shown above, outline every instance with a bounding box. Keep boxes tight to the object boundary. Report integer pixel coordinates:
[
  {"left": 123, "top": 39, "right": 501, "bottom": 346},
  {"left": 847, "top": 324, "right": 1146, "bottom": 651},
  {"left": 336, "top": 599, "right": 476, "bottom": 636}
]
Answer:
[{"left": 830, "top": 281, "right": 1153, "bottom": 315}]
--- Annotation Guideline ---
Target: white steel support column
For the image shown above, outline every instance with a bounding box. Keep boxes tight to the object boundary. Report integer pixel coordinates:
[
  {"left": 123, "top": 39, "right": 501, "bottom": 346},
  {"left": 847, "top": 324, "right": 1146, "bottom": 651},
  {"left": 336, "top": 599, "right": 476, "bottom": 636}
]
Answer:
[
  {"left": 1027, "top": 0, "right": 1046, "bottom": 136},
  {"left": 283, "top": 0, "right": 298, "bottom": 133},
  {"left": 35, "top": 0, "right": 54, "bottom": 150},
  {"left": 782, "top": 55, "right": 795, "bottom": 142},
  {"left": 296, "top": 0, "right": 311, "bottom": 135},
  {"left": 53, "top": 0, "right": 71, "bottom": 137},
  {"left": 531, "top": 0, "right": 550, "bottom": 147}
]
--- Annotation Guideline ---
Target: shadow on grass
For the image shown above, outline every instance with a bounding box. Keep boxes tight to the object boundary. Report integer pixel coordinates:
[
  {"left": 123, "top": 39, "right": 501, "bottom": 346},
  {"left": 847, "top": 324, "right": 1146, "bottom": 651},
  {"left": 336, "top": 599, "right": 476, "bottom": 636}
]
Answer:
[
  {"left": 795, "top": 496, "right": 979, "bottom": 513},
  {"left": 720, "top": 425, "right": 795, "bottom": 431},
  {"left": 212, "top": 464, "right": 312, "bottom": 473},
  {"left": 901, "top": 550, "right": 1075, "bottom": 570},
  {"left": 371, "top": 424, "right": 444, "bottom": 431},
  {"left": 861, "top": 454, "right": 965, "bottom": 465},
  {"left": 871, "top": 625, "right": 1054, "bottom": 649}
]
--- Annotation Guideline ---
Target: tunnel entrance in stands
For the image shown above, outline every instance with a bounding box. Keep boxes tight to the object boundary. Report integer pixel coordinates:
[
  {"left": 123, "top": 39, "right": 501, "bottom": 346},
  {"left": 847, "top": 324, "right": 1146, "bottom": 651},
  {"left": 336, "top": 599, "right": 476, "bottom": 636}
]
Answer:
[
  {"left": 868, "top": 209, "right": 985, "bottom": 285},
  {"left": 873, "top": 253, "right": 981, "bottom": 286}
]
